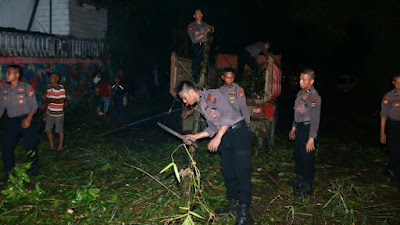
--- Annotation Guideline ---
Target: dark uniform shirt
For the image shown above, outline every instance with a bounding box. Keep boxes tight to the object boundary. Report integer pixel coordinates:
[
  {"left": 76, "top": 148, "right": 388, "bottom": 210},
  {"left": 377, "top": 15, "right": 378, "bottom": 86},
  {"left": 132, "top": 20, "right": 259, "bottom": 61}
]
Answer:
[
  {"left": 245, "top": 42, "right": 270, "bottom": 58},
  {"left": 0, "top": 82, "right": 38, "bottom": 118},
  {"left": 111, "top": 84, "right": 126, "bottom": 102},
  {"left": 187, "top": 21, "right": 210, "bottom": 44},
  {"left": 381, "top": 89, "right": 400, "bottom": 121},
  {"left": 199, "top": 90, "right": 243, "bottom": 137},
  {"left": 292, "top": 86, "right": 321, "bottom": 138},
  {"left": 219, "top": 83, "right": 250, "bottom": 124}
]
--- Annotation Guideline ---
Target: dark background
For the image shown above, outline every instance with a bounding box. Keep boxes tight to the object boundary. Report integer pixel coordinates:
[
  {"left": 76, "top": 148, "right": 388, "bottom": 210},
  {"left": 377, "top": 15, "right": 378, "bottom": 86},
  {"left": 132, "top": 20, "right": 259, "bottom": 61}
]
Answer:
[{"left": 100, "top": 0, "right": 400, "bottom": 134}]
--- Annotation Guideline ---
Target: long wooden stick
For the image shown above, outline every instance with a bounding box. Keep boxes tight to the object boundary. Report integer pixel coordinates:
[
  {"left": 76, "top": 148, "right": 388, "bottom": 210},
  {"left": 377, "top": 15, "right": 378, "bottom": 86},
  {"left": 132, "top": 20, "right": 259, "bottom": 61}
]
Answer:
[
  {"left": 125, "top": 163, "right": 180, "bottom": 199},
  {"left": 98, "top": 108, "right": 181, "bottom": 136}
]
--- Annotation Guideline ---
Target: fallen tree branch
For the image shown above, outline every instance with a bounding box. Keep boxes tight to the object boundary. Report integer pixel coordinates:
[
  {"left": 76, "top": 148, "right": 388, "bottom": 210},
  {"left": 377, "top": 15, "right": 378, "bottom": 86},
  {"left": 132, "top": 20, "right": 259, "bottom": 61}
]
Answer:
[
  {"left": 265, "top": 171, "right": 286, "bottom": 191},
  {"left": 125, "top": 163, "right": 180, "bottom": 199}
]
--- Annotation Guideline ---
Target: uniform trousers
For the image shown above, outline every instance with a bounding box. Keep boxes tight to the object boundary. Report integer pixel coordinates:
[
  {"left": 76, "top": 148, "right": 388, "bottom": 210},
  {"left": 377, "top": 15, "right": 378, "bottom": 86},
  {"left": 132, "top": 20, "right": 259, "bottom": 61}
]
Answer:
[
  {"left": 219, "top": 121, "right": 252, "bottom": 205},
  {"left": 2, "top": 115, "right": 39, "bottom": 173},
  {"left": 112, "top": 100, "right": 127, "bottom": 125},
  {"left": 237, "top": 49, "right": 258, "bottom": 81},
  {"left": 191, "top": 43, "right": 204, "bottom": 83},
  {"left": 294, "top": 122, "right": 315, "bottom": 184},
  {"left": 387, "top": 120, "right": 400, "bottom": 171}
]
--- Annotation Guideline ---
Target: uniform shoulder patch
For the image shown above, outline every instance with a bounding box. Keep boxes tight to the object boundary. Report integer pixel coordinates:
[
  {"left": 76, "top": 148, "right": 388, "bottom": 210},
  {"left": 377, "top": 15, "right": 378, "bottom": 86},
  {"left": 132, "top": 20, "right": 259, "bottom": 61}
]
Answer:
[
  {"left": 310, "top": 98, "right": 317, "bottom": 108},
  {"left": 188, "top": 26, "right": 193, "bottom": 31},
  {"left": 207, "top": 93, "right": 217, "bottom": 104},
  {"left": 238, "top": 89, "right": 244, "bottom": 98},
  {"left": 28, "top": 87, "right": 34, "bottom": 97},
  {"left": 383, "top": 97, "right": 390, "bottom": 105}
]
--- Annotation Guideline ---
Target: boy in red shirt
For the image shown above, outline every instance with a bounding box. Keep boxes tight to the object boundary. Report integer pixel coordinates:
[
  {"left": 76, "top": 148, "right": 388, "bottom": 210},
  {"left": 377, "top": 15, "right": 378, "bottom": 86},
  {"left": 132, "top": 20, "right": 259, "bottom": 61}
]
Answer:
[{"left": 96, "top": 77, "right": 111, "bottom": 117}]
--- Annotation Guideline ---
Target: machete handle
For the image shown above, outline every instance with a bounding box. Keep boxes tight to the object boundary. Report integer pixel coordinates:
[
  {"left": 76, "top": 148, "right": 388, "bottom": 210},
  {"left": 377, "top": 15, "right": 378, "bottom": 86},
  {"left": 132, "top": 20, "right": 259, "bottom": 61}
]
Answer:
[
  {"left": 184, "top": 139, "right": 198, "bottom": 148},
  {"left": 190, "top": 141, "right": 198, "bottom": 148}
]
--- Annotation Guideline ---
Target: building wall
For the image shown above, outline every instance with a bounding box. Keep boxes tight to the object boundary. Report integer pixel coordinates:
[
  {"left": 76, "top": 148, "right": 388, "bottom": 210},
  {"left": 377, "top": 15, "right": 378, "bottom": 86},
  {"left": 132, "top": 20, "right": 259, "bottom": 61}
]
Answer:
[
  {"left": 69, "top": 0, "right": 107, "bottom": 39},
  {"left": 32, "top": 0, "right": 70, "bottom": 35}
]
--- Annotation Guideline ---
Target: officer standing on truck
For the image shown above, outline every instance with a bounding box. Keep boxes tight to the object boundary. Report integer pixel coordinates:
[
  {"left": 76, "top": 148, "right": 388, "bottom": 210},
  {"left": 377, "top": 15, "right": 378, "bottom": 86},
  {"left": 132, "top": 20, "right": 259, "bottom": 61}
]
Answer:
[
  {"left": 187, "top": 9, "right": 214, "bottom": 83},
  {"left": 237, "top": 41, "right": 271, "bottom": 81},
  {"left": 177, "top": 81, "right": 253, "bottom": 225},
  {"left": 380, "top": 74, "right": 400, "bottom": 182},
  {"left": 288, "top": 69, "right": 321, "bottom": 196},
  {"left": 0, "top": 65, "right": 39, "bottom": 182},
  {"left": 219, "top": 67, "right": 250, "bottom": 126}
]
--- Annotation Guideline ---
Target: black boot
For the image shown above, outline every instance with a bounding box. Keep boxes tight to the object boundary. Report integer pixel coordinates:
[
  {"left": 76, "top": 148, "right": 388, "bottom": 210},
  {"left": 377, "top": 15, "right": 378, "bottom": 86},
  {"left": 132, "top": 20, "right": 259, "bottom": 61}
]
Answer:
[
  {"left": 215, "top": 199, "right": 239, "bottom": 217},
  {"left": 29, "top": 165, "right": 39, "bottom": 176},
  {"left": 288, "top": 175, "right": 303, "bottom": 188},
  {"left": 294, "top": 180, "right": 313, "bottom": 196},
  {"left": 385, "top": 164, "right": 399, "bottom": 182},
  {"left": 3, "top": 171, "right": 11, "bottom": 183},
  {"left": 235, "top": 204, "right": 253, "bottom": 225},
  {"left": 28, "top": 155, "right": 39, "bottom": 176}
]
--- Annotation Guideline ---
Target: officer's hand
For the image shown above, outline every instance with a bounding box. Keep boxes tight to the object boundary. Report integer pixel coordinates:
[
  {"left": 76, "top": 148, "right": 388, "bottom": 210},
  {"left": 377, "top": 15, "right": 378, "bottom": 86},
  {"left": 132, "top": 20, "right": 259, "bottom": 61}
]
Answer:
[
  {"left": 289, "top": 128, "right": 296, "bottom": 140},
  {"left": 21, "top": 118, "right": 31, "bottom": 128},
  {"left": 184, "top": 134, "right": 197, "bottom": 145},
  {"left": 306, "top": 138, "right": 315, "bottom": 152},
  {"left": 380, "top": 132, "right": 386, "bottom": 144},
  {"left": 208, "top": 137, "right": 221, "bottom": 152}
]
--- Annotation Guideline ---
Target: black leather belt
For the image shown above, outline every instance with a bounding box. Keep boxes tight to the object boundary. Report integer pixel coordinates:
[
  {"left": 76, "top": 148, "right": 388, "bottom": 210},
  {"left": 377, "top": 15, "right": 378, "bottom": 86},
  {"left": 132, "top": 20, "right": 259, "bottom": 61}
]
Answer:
[
  {"left": 9, "top": 114, "right": 28, "bottom": 120},
  {"left": 229, "top": 120, "right": 246, "bottom": 131},
  {"left": 388, "top": 119, "right": 400, "bottom": 125},
  {"left": 193, "top": 42, "right": 205, "bottom": 46},
  {"left": 296, "top": 121, "right": 310, "bottom": 125}
]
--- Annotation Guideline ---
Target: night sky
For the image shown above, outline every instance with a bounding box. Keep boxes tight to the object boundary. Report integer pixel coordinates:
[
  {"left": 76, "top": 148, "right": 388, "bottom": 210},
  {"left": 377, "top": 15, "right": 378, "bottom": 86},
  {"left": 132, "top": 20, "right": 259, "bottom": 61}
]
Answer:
[{"left": 104, "top": 0, "right": 400, "bottom": 95}]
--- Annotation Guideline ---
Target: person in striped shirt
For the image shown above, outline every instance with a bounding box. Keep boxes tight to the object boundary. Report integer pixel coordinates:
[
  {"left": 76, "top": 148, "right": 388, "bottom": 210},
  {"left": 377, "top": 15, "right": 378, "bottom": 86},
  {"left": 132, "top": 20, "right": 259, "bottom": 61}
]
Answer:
[{"left": 44, "top": 73, "right": 67, "bottom": 151}]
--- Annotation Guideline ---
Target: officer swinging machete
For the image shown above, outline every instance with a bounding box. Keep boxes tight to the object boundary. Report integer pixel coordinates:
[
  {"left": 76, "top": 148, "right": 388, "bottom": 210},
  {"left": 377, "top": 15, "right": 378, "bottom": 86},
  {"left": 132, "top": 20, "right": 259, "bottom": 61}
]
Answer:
[{"left": 157, "top": 122, "right": 198, "bottom": 148}]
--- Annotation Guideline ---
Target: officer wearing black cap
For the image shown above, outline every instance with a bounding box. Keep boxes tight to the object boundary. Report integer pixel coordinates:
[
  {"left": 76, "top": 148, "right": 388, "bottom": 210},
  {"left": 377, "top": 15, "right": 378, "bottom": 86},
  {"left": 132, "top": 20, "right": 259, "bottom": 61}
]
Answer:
[
  {"left": 380, "top": 74, "right": 400, "bottom": 181},
  {"left": 0, "top": 65, "right": 39, "bottom": 182},
  {"left": 177, "top": 81, "right": 252, "bottom": 225},
  {"left": 289, "top": 69, "right": 321, "bottom": 196}
]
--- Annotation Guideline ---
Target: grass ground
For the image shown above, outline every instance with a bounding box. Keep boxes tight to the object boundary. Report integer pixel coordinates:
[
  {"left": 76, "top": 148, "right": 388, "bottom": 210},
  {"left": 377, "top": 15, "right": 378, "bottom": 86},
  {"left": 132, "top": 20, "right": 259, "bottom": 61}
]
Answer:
[{"left": 0, "top": 98, "right": 399, "bottom": 224}]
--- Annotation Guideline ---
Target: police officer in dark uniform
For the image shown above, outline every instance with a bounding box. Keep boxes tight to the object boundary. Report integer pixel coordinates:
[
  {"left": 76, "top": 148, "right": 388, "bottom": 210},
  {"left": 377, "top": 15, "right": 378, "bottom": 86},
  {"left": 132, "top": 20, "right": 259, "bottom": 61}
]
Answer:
[
  {"left": 219, "top": 68, "right": 250, "bottom": 125},
  {"left": 288, "top": 69, "right": 321, "bottom": 196},
  {"left": 0, "top": 65, "right": 39, "bottom": 181},
  {"left": 187, "top": 9, "right": 214, "bottom": 83},
  {"left": 380, "top": 74, "right": 400, "bottom": 181},
  {"left": 237, "top": 41, "right": 271, "bottom": 81},
  {"left": 177, "top": 81, "right": 253, "bottom": 225}
]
